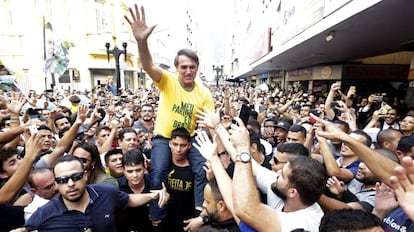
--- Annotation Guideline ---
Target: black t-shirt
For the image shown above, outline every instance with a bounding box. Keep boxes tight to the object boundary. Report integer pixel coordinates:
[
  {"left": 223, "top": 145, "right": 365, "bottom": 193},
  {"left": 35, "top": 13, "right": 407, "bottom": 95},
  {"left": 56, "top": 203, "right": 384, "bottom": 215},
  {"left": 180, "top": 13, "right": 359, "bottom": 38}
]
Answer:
[
  {"left": 117, "top": 174, "right": 155, "bottom": 232},
  {"left": 166, "top": 163, "right": 196, "bottom": 232},
  {"left": 0, "top": 204, "right": 25, "bottom": 231}
]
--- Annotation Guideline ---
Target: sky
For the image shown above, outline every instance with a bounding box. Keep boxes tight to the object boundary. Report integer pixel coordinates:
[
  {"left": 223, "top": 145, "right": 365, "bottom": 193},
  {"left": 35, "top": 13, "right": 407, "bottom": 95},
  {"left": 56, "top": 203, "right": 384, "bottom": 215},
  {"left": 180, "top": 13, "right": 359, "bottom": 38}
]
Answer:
[{"left": 134, "top": 0, "right": 231, "bottom": 70}]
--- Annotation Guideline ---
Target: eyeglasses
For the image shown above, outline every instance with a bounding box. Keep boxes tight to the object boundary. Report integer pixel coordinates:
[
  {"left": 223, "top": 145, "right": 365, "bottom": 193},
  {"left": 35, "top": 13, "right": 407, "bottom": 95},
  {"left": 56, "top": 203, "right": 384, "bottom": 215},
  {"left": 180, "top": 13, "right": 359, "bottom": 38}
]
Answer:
[
  {"left": 55, "top": 172, "right": 84, "bottom": 184},
  {"left": 273, "top": 156, "right": 287, "bottom": 165}
]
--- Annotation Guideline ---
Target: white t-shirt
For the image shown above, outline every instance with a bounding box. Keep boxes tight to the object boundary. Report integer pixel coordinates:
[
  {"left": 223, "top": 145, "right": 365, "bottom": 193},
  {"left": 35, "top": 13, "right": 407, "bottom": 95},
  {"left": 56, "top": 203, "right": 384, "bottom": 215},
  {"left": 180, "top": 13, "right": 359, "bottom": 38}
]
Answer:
[{"left": 255, "top": 165, "right": 324, "bottom": 232}]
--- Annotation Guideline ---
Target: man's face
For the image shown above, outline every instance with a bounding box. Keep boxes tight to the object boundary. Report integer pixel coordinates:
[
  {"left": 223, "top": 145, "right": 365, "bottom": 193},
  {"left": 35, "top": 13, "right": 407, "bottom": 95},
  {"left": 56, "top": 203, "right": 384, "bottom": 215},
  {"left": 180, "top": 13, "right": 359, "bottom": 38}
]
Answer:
[
  {"left": 286, "top": 131, "right": 305, "bottom": 144},
  {"left": 202, "top": 184, "right": 220, "bottom": 223},
  {"left": 176, "top": 55, "right": 198, "bottom": 88},
  {"left": 275, "top": 128, "right": 288, "bottom": 144},
  {"left": 137, "top": 131, "right": 146, "bottom": 146},
  {"left": 169, "top": 136, "right": 192, "bottom": 161},
  {"left": 42, "top": 110, "right": 50, "bottom": 120},
  {"left": 269, "top": 150, "right": 288, "bottom": 172},
  {"left": 1, "top": 154, "right": 21, "bottom": 178},
  {"left": 140, "top": 106, "right": 154, "bottom": 122},
  {"left": 341, "top": 133, "right": 365, "bottom": 157},
  {"left": 54, "top": 160, "right": 87, "bottom": 202},
  {"left": 96, "top": 129, "right": 111, "bottom": 147},
  {"left": 300, "top": 106, "right": 311, "bottom": 117},
  {"left": 55, "top": 118, "right": 70, "bottom": 132},
  {"left": 271, "top": 163, "right": 292, "bottom": 201},
  {"left": 119, "top": 132, "right": 138, "bottom": 153},
  {"left": 384, "top": 109, "right": 398, "bottom": 125},
  {"left": 123, "top": 163, "right": 145, "bottom": 186},
  {"left": 73, "top": 147, "right": 93, "bottom": 170},
  {"left": 263, "top": 122, "right": 276, "bottom": 138},
  {"left": 38, "top": 129, "right": 54, "bottom": 152},
  {"left": 107, "top": 153, "right": 124, "bottom": 178},
  {"left": 355, "top": 162, "right": 377, "bottom": 185},
  {"left": 32, "top": 170, "right": 58, "bottom": 200}
]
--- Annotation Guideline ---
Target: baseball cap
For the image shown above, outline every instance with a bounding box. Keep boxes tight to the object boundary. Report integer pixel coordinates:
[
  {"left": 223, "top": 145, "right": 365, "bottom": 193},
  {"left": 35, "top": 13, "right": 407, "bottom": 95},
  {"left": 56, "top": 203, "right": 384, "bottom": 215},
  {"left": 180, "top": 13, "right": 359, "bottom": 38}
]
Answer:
[{"left": 275, "top": 120, "right": 291, "bottom": 131}]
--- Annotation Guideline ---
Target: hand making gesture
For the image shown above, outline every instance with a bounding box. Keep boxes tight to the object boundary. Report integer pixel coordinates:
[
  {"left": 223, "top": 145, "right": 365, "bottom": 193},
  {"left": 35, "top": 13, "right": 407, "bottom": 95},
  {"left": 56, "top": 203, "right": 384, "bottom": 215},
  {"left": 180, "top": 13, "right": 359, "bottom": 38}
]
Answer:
[{"left": 124, "top": 4, "right": 156, "bottom": 42}]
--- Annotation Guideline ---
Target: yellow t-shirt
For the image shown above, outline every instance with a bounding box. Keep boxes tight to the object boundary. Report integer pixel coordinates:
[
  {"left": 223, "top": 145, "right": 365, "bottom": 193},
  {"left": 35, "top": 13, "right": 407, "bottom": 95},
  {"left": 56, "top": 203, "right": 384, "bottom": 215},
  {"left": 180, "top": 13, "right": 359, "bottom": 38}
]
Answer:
[{"left": 153, "top": 71, "right": 214, "bottom": 138}]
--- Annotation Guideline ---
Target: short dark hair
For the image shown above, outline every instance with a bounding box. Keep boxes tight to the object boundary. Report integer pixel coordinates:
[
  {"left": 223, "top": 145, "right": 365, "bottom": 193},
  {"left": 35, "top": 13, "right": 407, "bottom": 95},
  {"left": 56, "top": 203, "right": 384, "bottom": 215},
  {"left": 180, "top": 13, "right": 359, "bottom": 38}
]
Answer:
[
  {"left": 119, "top": 127, "right": 137, "bottom": 141},
  {"left": 320, "top": 209, "right": 382, "bottom": 232},
  {"left": 0, "top": 148, "right": 18, "bottom": 173},
  {"left": 122, "top": 149, "right": 145, "bottom": 167},
  {"left": 174, "top": 49, "right": 199, "bottom": 67},
  {"left": 51, "top": 155, "right": 84, "bottom": 174},
  {"left": 288, "top": 124, "right": 307, "bottom": 139},
  {"left": 377, "top": 128, "right": 402, "bottom": 149},
  {"left": 38, "top": 125, "right": 52, "bottom": 132},
  {"left": 397, "top": 135, "right": 414, "bottom": 153},
  {"left": 277, "top": 143, "right": 309, "bottom": 157},
  {"left": 68, "top": 95, "right": 81, "bottom": 104},
  {"left": 53, "top": 114, "right": 71, "bottom": 127},
  {"left": 96, "top": 125, "right": 111, "bottom": 136},
  {"left": 287, "top": 156, "right": 326, "bottom": 205},
  {"left": 171, "top": 127, "right": 191, "bottom": 142},
  {"left": 350, "top": 129, "right": 372, "bottom": 147},
  {"left": 104, "top": 149, "right": 123, "bottom": 164}
]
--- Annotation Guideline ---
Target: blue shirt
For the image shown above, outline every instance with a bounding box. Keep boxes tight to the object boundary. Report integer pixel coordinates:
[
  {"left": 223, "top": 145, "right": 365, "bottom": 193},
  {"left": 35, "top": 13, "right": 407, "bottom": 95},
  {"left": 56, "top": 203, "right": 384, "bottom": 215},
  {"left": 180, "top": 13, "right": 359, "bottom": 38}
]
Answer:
[
  {"left": 239, "top": 220, "right": 257, "bottom": 232},
  {"left": 382, "top": 207, "right": 413, "bottom": 231},
  {"left": 25, "top": 184, "right": 129, "bottom": 232}
]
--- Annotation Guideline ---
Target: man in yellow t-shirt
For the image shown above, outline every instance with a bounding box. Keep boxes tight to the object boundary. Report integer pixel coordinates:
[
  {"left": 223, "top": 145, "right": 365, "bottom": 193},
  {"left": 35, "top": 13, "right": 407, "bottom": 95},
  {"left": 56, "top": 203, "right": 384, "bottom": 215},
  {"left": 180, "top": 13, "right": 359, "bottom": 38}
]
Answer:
[{"left": 125, "top": 4, "right": 214, "bottom": 227}]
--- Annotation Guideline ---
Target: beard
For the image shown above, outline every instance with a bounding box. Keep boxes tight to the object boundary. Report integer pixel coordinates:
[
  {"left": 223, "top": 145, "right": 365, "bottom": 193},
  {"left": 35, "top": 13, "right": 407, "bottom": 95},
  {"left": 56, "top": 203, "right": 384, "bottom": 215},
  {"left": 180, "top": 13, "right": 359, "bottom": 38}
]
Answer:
[
  {"left": 207, "top": 208, "right": 220, "bottom": 223},
  {"left": 271, "top": 182, "right": 287, "bottom": 201},
  {"left": 64, "top": 186, "right": 86, "bottom": 203},
  {"left": 357, "top": 176, "right": 378, "bottom": 186}
]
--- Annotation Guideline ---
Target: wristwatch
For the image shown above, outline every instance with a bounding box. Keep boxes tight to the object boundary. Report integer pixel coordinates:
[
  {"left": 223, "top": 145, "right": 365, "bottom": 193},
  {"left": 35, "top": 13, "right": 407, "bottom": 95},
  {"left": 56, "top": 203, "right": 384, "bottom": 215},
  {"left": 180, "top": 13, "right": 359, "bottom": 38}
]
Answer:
[
  {"left": 236, "top": 152, "right": 251, "bottom": 163},
  {"left": 200, "top": 215, "right": 209, "bottom": 225}
]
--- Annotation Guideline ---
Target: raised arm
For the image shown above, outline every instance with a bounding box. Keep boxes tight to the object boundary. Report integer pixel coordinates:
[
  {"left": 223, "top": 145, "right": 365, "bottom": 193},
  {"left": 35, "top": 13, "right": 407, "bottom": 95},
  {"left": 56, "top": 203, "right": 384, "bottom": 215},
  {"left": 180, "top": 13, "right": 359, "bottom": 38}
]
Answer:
[
  {"left": 125, "top": 4, "right": 162, "bottom": 83},
  {"left": 230, "top": 118, "right": 281, "bottom": 232},
  {"left": 194, "top": 132, "right": 239, "bottom": 223},
  {"left": 0, "top": 134, "right": 43, "bottom": 204},
  {"left": 324, "top": 82, "right": 341, "bottom": 120},
  {"left": 315, "top": 115, "right": 398, "bottom": 186},
  {"left": 317, "top": 135, "right": 355, "bottom": 183},
  {"left": 43, "top": 105, "right": 88, "bottom": 167}
]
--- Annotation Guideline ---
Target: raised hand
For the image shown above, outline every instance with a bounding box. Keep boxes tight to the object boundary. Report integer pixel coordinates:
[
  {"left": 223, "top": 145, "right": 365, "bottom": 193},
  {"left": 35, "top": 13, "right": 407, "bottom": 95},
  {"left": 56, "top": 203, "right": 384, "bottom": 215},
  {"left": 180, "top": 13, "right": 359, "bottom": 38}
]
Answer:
[
  {"left": 196, "top": 107, "right": 221, "bottom": 129},
  {"left": 389, "top": 156, "right": 414, "bottom": 221},
  {"left": 194, "top": 130, "right": 217, "bottom": 161},
  {"left": 124, "top": 4, "right": 156, "bottom": 42},
  {"left": 374, "top": 182, "right": 398, "bottom": 215},
  {"left": 326, "top": 176, "right": 345, "bottom": 196},
  {"left": 76, "top": 105, "right": 89, "bottom": 124},
  {"left": 8, "top": 92, "right": 27, "bottom": 115},
  {"left": 228, "top": 117, "right": 250, "bottom": 151}
]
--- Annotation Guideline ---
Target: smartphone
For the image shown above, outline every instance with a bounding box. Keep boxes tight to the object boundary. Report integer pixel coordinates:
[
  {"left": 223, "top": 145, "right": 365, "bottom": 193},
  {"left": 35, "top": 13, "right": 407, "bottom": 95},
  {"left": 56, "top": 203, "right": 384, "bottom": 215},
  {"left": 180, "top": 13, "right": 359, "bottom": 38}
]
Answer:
[
  {"left": 309, "top": 116, "right": 317, "bottom": 124},
  {"left": 29, "top": 125, "right": 38, "bottom": 134}
]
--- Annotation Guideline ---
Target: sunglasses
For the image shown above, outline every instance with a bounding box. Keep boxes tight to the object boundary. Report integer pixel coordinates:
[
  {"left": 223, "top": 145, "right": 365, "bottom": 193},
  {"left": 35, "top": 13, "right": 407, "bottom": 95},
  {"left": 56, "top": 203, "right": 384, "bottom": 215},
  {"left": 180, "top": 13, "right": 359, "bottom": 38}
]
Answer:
[
  {"left": 55, "top": 172, "right": 84, "bottom": 184},
  {"left": 273, "top": 156, "right": 287, "bottom": 165}
]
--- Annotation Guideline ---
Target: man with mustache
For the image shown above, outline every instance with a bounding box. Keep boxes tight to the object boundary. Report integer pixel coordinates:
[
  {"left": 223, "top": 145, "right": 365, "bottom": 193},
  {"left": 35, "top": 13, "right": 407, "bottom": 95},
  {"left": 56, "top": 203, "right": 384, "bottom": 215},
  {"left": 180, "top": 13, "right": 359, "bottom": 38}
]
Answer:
[{"left": 21, "top": 155, "right": 168, "bottom": 231}]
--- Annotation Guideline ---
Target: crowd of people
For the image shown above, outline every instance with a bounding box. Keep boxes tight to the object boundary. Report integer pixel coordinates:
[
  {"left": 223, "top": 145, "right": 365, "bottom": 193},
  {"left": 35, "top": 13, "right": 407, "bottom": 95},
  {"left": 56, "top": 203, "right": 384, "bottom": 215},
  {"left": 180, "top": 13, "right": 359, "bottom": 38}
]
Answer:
[{"left": 1, "top": 3, "right": 414, "bottom": 232}]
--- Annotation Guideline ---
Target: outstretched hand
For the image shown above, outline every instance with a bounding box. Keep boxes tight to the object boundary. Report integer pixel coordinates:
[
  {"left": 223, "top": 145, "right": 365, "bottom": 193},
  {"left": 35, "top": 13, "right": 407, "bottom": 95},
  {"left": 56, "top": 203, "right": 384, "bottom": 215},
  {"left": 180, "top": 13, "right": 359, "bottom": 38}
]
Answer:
[
  {"left": 389, "top": 156, "right": 414, "bottom": 221},
  {"left": 194, "top": 130, "right": 218, "bottom": 161},
  {"left": 196, "top": 107, "right": 221, "bottom": 129},
  {"left": 124, "top": 4, "right": 157, "bottom": 42}
]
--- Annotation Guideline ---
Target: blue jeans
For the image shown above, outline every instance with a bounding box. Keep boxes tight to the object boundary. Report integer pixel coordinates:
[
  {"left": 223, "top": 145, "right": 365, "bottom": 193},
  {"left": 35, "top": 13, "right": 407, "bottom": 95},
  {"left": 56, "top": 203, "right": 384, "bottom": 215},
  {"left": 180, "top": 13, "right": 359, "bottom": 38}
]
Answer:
[{"left": 149, "top": 135, "right": 206, "bottom": 221}]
